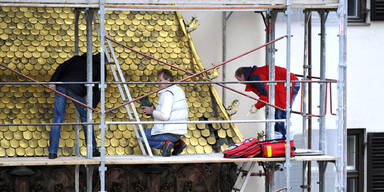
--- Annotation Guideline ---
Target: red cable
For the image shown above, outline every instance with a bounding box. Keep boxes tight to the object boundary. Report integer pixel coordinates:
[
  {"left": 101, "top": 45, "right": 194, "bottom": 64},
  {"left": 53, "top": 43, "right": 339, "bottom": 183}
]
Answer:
[
  {"left": 105, "top": 36, "right": 288, "bottom": 113},
  {"left": 0, "top": 63, "right": 96, "bottom": 111},
  {"left": 105, "top": 35, "right": 288, "bottom": 113}
]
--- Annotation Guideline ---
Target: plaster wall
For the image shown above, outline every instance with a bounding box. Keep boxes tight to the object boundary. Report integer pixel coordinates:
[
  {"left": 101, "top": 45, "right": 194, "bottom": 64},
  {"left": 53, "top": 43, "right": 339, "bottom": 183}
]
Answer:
[{"left": 183, "top": 9, "right": 384, "bottom": 192}]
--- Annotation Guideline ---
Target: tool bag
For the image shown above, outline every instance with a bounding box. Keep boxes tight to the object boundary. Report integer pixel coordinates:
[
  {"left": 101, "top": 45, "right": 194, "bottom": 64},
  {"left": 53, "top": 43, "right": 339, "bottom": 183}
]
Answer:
[
  {"left": 261, "top": 140, "right": 295, "bottom": 158},
  {"left": 223, "top": 137, "right": 261, "bottom": 158},
  {"left": 223, "top": 139, "right": 295, "bottom": 158}
]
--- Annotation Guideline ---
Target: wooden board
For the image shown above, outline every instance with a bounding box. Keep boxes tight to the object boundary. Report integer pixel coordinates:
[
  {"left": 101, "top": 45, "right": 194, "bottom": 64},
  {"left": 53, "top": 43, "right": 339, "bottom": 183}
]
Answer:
[
  {"left": 0, "top": 156, "right": 99, "bottom": 166},
  {"left": 0, "top": 0, "right": 339, "bottom": 9},
  {"left": 0, "top": 153, "right": 335, "bottom": 166}
]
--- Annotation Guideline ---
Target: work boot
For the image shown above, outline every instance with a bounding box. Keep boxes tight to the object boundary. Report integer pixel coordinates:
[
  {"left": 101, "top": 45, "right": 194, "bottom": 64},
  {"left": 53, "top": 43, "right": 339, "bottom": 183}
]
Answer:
[
  {"left": 49, "top": 153, "right": 57, "bottom": 159},
  {"left": 93, "top": 150, "right": 100, "bottom": 157},
  {"left": 172, "top": 140, "right": 187, "bottom": 155},
  {"left": 161, "top": 140, "right": 174, "bottom": 157}
]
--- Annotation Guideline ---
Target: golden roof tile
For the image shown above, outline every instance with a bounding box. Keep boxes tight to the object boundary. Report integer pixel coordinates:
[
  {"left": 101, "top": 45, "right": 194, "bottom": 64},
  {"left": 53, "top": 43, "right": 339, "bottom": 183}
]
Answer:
[{"left": 0, "top": 7, "right": 243, "bottom": 157}]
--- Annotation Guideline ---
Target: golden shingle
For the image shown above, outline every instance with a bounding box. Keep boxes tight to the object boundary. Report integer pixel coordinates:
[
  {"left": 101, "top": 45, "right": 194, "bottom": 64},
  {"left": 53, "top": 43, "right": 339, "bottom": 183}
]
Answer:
[
  {"left": 7, "top": 148, "right": 15, "bottom": 156},
  {"left": 10, "top": 140, "right": 19, "bottom": 148},
  {"left": 66, "top": 139, "right": 74, "bottom": 147},
  {"left": 1, "top": 140, "right": 10, "bottom": 148},
  {"left": 195, "top": 145, "right": 204, "bottom": 154},
  {"left": 16, "top": 148, "right": 25, "bottom": 156},
  {"left": 0, "top": 148, "right": 6, "bottom": 157},
  {"left": 0, "top": 8, "right": 243, "bottom": 157}
]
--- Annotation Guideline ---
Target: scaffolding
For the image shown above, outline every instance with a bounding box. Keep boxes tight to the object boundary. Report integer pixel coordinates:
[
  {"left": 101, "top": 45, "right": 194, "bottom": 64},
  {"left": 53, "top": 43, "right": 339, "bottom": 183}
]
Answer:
[{"left": 0, "top": 0, "right": 346, "bottom": 192}]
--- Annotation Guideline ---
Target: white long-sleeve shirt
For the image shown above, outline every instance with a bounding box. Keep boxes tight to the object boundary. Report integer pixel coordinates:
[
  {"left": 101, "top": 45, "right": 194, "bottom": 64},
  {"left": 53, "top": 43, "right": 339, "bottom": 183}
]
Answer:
[
  {"left": 152, "top": 91, "right": 173, "bottom": 121},
  {"left": 151, "top": 85, "right": 188, "bottom": 136}
]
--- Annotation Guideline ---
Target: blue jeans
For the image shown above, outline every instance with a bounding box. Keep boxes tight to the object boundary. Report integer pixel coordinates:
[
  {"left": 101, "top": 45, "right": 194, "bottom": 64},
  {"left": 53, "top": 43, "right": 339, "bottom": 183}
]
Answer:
[
  {"left": 275, "top": 81, "right": 301, "bottom": 139},
  {"left": 143, "top": 129, "right": 180, "bottom": 149},
  {"left": 48, "top": 86, "right": 97, "bottom": 154}
]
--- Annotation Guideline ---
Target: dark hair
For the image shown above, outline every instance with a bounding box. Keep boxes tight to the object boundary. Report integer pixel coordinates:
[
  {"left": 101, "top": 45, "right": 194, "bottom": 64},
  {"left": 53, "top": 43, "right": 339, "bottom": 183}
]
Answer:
[
  {"left": 157, "top": 69, "right": 174, "bottom": 82},
  {"left": 235, "top": 67, "right": 246, "bottom": 77}
]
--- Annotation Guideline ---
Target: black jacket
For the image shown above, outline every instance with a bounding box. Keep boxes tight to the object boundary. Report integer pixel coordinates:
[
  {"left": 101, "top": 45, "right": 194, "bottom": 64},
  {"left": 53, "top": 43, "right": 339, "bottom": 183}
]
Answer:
[{"left": 50, "top": 53, "right": 107, "bottom": 108}]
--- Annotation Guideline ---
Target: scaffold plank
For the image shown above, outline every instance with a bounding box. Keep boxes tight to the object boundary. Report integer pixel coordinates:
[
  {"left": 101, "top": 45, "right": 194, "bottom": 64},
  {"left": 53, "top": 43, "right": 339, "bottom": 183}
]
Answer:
[
  {"left": 0, "top": 0, "right": 339, "bottom": 9},
  {"left": 0, "top": 154, "right": 335, "bottom": 166},
  {"left": 0, "top": 156, "right": 99, "bottom": 166}
]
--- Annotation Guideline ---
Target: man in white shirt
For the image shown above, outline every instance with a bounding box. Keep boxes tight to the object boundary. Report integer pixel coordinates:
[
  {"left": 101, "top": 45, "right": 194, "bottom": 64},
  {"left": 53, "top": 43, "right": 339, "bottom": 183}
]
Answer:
[{"left": 141, "top": 69, "right": 188, "bottom": 157}]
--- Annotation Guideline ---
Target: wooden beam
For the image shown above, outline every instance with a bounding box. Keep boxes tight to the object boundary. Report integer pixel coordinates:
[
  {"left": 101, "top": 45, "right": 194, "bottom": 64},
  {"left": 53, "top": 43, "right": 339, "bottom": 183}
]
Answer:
[{"left": 0, "top": 154, "right": 336, "bottom": 167}]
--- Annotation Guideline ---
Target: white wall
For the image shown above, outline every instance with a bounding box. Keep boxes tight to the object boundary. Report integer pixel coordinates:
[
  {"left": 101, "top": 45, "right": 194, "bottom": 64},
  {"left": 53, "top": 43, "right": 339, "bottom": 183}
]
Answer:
[
  {"left": 182, "top": 11, "right": 267, "bottom": 191},
  {"left": 182, "top": 9, "right": 384, "bottom": 191},
  {"left": 347, "top": 21, "right": 384, "bottom": 131}
]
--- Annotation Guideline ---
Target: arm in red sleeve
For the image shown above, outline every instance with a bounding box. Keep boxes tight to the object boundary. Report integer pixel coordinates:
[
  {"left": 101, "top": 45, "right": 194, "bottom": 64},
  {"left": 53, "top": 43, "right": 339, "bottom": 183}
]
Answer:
[{"left": 255, "top": 95, "right": 268, "bottom": 109}]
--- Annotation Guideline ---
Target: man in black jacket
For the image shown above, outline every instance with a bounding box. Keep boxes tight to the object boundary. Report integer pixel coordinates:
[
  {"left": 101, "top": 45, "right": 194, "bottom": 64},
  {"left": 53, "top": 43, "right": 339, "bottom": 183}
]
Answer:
[{"left": 48, "top": 53, "right": 106, "bottom": 159}]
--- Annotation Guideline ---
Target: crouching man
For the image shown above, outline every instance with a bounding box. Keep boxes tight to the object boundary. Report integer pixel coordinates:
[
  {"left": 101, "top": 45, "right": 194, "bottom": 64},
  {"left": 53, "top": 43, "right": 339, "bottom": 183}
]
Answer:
[{"left": 141, "top": 69, "right": 188, "bottom": 157}]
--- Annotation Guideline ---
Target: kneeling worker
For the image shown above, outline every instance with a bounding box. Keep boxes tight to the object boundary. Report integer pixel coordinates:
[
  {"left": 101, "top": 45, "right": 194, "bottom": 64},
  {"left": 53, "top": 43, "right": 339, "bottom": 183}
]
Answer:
[{"left": 141, "top": 69, "right": 188, "bottom": 157}]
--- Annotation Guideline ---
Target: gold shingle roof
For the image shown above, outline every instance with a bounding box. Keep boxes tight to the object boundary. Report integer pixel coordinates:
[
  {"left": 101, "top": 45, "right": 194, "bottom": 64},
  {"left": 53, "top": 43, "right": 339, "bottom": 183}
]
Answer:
[{"left": 0, "top": 7, "right": 243, "bottom": 157}]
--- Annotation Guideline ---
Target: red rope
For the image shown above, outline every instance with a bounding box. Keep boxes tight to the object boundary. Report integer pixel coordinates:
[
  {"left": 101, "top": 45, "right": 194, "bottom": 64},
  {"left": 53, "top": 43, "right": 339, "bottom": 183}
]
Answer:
[
  {"left": 105, "top": 35, "right": 288, "bottom": 113},
  {"left": 0, "top": 63, "right": 96, "bottom": 111},
  {"left": 105, "top": 36, "right": 287, "bottom": 113}
]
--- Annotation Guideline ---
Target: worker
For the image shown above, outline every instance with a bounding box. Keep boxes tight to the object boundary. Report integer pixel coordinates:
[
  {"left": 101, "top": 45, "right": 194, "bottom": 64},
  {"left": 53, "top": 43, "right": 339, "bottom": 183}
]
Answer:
[
  {"left": 48, "top": 53, "right": 106, "bottom": 159},
  {"left": 141, "top": 69, "right": 188, "bottom": 157},
  {"left": 235, "top": 65, "right": 300, "bottom": 139}
]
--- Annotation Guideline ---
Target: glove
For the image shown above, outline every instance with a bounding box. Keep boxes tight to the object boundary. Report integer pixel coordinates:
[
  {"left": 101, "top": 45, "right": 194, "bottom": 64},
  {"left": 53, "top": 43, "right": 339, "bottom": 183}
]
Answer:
[{"left": 249, "top": 104, "right": 258, "bottom": 113}]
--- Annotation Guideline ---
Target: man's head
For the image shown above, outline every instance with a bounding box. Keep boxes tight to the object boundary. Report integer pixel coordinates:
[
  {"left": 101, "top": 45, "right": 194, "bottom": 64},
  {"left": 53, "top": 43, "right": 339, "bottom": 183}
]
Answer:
[
  {"left": 235, "top": 67, "right": 246, "bottom": 82},
  {"left": 157, "top": 69, "right": 174, "bottom": 89}
]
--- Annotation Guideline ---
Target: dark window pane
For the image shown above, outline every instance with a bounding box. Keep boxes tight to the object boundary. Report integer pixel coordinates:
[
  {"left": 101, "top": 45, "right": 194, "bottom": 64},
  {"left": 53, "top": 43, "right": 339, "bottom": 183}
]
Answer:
[
  {"left": 348, "top": 0, "right": 358, "bottom": 17},
  {"left": 347, "top": 135, "right": 357, "bottom": 171},
  {"left": 347, "top": 178, "right": 357, "bottom": 192}
]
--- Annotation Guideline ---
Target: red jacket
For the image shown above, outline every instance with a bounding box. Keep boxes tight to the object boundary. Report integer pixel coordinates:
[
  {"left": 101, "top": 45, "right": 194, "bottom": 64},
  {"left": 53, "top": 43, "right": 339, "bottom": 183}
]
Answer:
[{"left": 244, "top": 65, "right": 297, "bottom": 110}]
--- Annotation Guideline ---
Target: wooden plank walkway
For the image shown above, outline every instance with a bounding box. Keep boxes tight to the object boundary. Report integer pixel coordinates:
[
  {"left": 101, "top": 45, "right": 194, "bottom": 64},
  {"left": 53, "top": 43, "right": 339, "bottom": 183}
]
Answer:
[
  {"left": 0, "top": 0, "right": 339, "bottom": 9},
  {"left": 0, "top": 153, "right": 335, "bottom": 166}
]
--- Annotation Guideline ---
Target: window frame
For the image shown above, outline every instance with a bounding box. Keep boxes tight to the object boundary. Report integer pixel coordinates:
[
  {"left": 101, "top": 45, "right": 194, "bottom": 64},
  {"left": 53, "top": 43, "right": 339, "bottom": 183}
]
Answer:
[
  {"left": 347, "top": 128, "right": 365, "bottom": 192},
  {"left": 348, "top": 0, "right": 368, "bottom": 24}
]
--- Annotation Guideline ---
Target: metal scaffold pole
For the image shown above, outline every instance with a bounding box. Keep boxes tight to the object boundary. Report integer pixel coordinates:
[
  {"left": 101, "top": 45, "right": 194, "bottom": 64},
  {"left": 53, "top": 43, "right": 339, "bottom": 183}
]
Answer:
[
  {"left": 318, "top": 10, "right": 328, "bottom": 154},
  {"left": 74, "top": 8, "right": 80, "bottom": 192},
  {"left": 302, "top": 9, "right": 312, "bottom": 192},
  {"left": 266, "top": 9, "right": 277, "bottom": 141},
  {"left": 99, "top": 0, "right": 107, "bottom": 191},
  {"left": 318, "top": 9, "right": 329, "bottom": 192},
  {"left": 265, "top": 9, "right": 277, "bottom": 192},
  {"left": 85, "top": 8, "right": 95, "bottom": 192},
  {"left": 285, "top": 0, "right": 292, "bottom": 191},
  {"left": 336, "top": 0, "right": 347, "bottom": 191}
]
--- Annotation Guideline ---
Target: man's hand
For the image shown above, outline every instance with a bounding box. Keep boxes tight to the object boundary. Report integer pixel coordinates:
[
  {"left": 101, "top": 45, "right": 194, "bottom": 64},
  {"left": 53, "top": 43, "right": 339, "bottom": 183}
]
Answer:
[
  {"left": 249, "top": 104, "right": 258, "bottom": 113},
  {"left": 141, "top": 105, "right": 154, "bottom": 115},
  {"left": 48, "top": 84, "right": 56, "bottom": 90}
]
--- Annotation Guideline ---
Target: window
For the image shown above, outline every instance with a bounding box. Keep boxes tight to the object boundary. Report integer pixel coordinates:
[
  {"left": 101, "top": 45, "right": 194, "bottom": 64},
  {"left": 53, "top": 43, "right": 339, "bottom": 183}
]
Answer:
[
  {"left": 348, "top": 0, "right": 367, "bottom": 23},
  {"left": 371, "top": 0, "right": 384, "bottom": 20},
  {"left": 367, "top": 133, "right": 384, "bottom": 191},
  {"left": 347, "top": 129, "right": 364, "bottom": 192}
]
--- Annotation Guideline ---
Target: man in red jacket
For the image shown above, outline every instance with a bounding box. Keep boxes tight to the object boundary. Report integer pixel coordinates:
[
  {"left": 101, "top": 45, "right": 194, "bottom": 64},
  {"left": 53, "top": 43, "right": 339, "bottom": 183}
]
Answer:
[{"left": 235, "top": 65, "right": 300, "bottom": 139}]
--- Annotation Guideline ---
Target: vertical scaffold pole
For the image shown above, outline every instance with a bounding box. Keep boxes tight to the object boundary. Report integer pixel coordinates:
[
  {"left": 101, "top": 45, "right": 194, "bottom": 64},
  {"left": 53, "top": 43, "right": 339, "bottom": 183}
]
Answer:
[
  {"left": 85, "top": 8, "right": 94, "bottom": 192},
  {"left": 318, "top": 10, "right": 328, "bottom": 154},
  {"left": 74, "top": 8, "right": 80, "bottom": 192},
  {"left": 222, "top": 11, "right": 232, "bottom": 105},
  {"left": 222, "top": 11, "right": 227, "bottom": 105},
  {"left": 99, "top": 0, "right": 107, "bottom": 191},
  {"left": 265, "top": 9, "right": 277, "bottom": 192},
  {"left": 337, "top": 0, "right": 347, "bottom": 191},
  {"left": 266, "top": 9, "right": 277, "bottom": 141},
  {"left": 318, "top": 10, "right": 329, "bottom": 192},
  {"left": 85, "top": 8, "right": 94, "bottom": 159},
  {"left": 302, "top": 10, "right": 313, "bottom": 192},
  {"left": 285, "top": 1, "right": 292, "bottom": 191}
]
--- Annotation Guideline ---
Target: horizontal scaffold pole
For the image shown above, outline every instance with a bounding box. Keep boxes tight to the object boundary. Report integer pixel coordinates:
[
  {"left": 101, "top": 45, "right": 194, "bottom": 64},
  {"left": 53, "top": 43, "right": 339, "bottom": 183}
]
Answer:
[
  {"left": 105, "top": 35, "right": 287, "bottom": 113},
  {"left": 0, "top": 63, "right": 96, "bottom": 111},
  {"left": 0, "top": 119, "right": 284, "bottom": 127}
]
